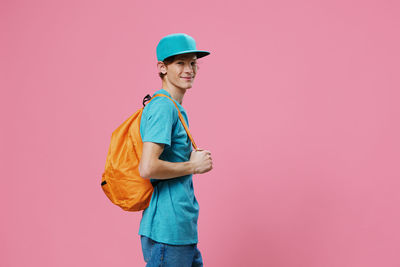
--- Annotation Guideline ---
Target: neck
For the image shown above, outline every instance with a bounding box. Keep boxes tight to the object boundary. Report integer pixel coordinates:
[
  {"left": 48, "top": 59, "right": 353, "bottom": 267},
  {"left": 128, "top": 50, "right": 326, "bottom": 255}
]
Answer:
[{"left": 161, "top": 81, "right": 186, "bottom": 105}]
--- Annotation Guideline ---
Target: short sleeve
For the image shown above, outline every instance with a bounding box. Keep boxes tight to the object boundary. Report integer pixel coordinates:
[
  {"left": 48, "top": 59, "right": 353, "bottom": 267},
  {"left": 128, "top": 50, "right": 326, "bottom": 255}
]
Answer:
[{"left": 140, "top": 98, "right": 177, "bottom": 146}]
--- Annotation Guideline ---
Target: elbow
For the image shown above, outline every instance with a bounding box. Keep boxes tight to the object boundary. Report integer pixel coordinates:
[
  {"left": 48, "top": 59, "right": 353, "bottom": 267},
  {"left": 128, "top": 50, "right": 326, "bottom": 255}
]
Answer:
[{"left": 139, "top": 161, "right": 152, "bottom": 179}]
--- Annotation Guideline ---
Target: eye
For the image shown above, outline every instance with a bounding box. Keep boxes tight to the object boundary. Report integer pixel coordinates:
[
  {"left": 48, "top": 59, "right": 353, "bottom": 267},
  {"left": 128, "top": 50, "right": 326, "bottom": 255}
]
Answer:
[{"left": 177, "top": 61, "right": 184, "bottom": 64}]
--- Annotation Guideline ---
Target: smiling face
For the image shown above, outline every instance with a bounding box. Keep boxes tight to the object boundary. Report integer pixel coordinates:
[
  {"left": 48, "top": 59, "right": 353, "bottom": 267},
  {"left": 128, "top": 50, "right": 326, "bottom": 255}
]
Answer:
[{"left": 158, "top": 53, "right": 198, "bottom": 91}]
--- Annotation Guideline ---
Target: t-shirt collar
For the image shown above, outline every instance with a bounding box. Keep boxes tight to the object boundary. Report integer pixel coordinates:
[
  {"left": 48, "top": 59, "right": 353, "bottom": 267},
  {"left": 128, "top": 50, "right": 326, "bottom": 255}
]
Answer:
[
  {"left": 153, "top": 88, "right": 184, "bottom": 108},
  {"left": 154, "top": 88, "right": 171, "bottom": 98}
]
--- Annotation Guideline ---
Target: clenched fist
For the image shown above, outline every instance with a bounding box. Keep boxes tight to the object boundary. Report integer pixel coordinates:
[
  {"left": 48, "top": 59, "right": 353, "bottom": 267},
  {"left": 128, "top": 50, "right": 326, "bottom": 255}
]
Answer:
[{"left": 190, "top": 149, "right": 213, "bottom": 174}]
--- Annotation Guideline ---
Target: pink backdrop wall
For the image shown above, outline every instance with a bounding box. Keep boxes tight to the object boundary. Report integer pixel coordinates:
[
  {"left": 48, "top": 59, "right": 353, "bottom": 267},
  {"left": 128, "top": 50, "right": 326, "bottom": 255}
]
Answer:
[{"left": 1, "top": 0, "right": 399, "bottom": 266}]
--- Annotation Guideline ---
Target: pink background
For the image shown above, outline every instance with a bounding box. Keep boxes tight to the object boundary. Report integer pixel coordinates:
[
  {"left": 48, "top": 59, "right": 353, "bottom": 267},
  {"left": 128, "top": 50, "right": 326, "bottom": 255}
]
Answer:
[{"left": 1, "top": 0, "right": 400, "bottom": 266}]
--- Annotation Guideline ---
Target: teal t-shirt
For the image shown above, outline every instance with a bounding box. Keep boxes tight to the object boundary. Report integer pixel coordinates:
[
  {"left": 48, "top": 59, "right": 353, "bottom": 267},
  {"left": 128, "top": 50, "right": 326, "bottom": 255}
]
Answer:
[{"left": 138, "top": 88, "right": 199, "bottom": 245}]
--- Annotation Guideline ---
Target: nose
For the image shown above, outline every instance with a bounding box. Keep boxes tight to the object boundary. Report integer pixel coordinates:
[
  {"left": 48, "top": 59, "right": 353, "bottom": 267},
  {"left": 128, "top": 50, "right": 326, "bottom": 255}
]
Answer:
[{"left": 183, "top": 63, "right": 195, "bottom": 73}]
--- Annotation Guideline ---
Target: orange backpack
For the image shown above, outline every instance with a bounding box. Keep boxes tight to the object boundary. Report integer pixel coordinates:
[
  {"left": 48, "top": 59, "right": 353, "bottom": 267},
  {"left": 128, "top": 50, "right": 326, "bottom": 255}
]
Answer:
[{"left": 101, "top": 93, "right": 197, "bottom": 211}]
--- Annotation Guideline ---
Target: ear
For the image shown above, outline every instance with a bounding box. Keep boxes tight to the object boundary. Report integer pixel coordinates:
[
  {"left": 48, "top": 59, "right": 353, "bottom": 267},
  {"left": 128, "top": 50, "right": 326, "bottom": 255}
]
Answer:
[{"left": 157, "top": 61, "right": 167, "bottom": 74}]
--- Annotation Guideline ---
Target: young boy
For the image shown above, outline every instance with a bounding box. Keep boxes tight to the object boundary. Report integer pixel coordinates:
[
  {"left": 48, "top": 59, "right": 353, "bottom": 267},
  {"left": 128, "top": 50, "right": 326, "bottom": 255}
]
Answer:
[{"left": 138, "top": 33, "right": 213, "bottom": 266}]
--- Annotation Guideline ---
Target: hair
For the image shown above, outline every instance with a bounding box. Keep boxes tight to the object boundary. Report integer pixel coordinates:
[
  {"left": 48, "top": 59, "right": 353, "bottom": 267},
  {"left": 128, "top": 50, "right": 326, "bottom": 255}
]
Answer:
[{"left": 158, "top": 55, "right": 176, "bottom": 80}]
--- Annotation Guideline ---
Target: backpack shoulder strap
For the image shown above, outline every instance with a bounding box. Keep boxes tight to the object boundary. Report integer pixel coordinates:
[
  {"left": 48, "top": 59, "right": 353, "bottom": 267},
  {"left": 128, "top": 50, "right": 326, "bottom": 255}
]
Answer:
[{"left": 146, "top": 94, "right": 198, "bottom": 150}]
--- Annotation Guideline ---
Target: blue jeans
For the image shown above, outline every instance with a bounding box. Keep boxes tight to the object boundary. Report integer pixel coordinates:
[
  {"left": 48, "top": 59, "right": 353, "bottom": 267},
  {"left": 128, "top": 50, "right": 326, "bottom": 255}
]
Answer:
[{"left": 140, "top": 235, "right": 203, "bottom": 267}]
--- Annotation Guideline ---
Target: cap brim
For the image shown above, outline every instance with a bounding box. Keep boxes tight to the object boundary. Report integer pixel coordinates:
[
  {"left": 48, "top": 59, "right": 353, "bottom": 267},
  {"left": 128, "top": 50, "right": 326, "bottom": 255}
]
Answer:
[{"left": 163, "top": 50, "right": 210, "bottom": 61}]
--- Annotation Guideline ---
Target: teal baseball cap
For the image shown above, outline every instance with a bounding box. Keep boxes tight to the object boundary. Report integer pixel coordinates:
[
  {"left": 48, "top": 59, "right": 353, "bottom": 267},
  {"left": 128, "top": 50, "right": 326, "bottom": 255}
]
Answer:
[{"left": 156, "top": 33, "right": 210, "bottom": 61}]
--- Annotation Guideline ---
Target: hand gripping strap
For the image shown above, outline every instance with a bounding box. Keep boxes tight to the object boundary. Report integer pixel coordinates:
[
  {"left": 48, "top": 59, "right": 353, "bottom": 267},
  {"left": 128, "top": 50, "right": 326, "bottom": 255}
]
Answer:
[{"left": 146, "top": 94, "right": 198, "bottom": 150}]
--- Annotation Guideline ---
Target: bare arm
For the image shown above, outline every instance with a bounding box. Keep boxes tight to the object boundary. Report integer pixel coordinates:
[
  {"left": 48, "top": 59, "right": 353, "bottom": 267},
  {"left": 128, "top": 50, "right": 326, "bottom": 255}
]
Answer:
[{"left": 139, "top": 142, "right": 212, "bottom": 180}]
